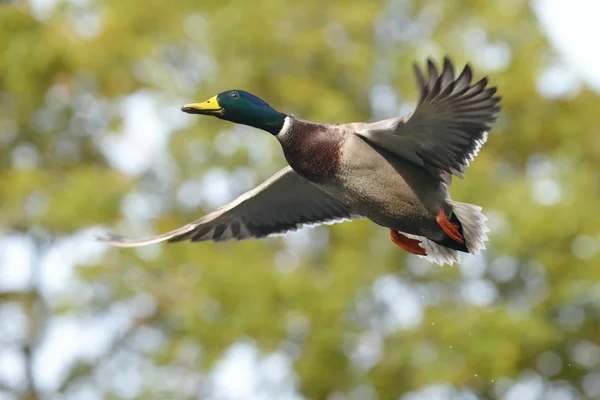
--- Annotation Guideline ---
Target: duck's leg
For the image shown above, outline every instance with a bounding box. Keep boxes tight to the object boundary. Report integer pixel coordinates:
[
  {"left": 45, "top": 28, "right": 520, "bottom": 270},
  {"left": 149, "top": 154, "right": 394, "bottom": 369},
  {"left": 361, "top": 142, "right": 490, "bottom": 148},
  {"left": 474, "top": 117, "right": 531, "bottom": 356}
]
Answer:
[
  {"left": 389, "top": 230, "right": 427, "bottom": 255},
  {"left": 436, "top": 207, "right": 464, "bottom": 243}
]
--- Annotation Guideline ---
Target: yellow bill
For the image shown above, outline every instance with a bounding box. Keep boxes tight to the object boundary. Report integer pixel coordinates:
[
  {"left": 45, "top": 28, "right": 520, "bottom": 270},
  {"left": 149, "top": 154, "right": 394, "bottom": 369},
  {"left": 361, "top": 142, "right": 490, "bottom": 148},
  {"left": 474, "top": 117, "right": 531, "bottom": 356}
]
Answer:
[{"left": 181, "top": 95, "right": 223, "bottom": 115}]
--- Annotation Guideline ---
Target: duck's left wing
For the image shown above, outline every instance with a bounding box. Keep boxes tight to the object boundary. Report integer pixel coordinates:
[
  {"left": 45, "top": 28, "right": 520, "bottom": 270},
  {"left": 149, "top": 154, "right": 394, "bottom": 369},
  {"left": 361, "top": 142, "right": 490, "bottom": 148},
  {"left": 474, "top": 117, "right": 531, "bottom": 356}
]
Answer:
[
  {"left": 354, "top": 57, "right": 501, "bottom": 184},
  {"left": 98, "top": 166, "right": 361, "bottom": 247}
]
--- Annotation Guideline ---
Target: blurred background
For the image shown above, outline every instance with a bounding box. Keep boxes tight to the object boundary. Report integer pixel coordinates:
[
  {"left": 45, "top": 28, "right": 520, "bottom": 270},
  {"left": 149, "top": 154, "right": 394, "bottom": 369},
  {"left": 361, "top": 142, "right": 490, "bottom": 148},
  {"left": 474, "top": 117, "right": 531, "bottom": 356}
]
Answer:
[{"left": 1, "top": 0, "right": 600, "bottom": 399}]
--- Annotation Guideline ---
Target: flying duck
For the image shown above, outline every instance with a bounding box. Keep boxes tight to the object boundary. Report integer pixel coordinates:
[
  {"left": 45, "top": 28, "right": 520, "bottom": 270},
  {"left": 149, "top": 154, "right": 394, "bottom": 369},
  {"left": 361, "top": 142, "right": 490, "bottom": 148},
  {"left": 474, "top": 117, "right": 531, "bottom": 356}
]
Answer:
[{"left": 100, "top": 57, "right": 501, "bottom": 265}]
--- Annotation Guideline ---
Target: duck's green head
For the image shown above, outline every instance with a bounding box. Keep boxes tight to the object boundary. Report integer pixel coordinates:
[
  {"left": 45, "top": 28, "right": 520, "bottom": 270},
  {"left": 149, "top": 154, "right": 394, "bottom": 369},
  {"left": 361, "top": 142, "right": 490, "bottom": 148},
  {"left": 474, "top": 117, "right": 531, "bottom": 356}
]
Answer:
[{"left": 182, "top": 90, "right": 287, "bottom": 135}]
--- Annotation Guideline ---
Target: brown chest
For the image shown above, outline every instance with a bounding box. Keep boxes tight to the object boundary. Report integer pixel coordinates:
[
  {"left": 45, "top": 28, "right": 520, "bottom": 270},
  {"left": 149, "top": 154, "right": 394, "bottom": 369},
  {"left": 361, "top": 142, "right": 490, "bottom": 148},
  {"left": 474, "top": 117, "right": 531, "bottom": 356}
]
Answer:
[{"left": 279, "top": 123, "right": 345, "bottom": 182}]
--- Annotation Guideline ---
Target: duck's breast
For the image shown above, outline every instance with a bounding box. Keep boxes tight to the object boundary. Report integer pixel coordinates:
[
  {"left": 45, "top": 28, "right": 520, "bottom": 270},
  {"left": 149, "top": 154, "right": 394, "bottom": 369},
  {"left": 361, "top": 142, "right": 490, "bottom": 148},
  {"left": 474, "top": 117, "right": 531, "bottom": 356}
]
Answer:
[{"left": 279, "top": 121, "right": 346, "bottom": 182}]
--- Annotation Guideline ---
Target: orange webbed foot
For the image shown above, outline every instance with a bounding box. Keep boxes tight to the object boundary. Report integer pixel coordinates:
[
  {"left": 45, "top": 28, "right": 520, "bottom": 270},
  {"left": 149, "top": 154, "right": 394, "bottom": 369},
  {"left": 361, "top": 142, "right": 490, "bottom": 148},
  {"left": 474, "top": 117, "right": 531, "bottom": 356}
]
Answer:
[
  {"left": 390, "top": 230, "right": 427, "bottom": 256},
  {"left": 436, "top": 207, "right": 464, "bottom": 243}
]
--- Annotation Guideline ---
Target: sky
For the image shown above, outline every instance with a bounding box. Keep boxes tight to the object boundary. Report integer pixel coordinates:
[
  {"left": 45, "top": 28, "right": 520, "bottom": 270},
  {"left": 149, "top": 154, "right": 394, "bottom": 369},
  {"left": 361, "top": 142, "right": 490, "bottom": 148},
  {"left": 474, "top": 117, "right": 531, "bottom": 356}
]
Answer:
[{"left": 1, "top": 0, "right": 600, "bottom": 399}]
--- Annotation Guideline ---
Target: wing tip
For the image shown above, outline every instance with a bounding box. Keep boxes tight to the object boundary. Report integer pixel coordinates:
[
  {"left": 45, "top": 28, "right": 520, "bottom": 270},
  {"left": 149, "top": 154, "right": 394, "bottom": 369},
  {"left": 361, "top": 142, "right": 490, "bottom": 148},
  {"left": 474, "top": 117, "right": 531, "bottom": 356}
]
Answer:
[
  {"left": 442, "top": 56, "right": 454, "bottom": 74},
  {"left": 95, "top": 233, "right": 139, "bottom": 248},
  {"left": 95, "top": 232, "right": 174, "bottom": 248},
  {"left": 414, "top": 56, "right": 501, "bottom": 109}
]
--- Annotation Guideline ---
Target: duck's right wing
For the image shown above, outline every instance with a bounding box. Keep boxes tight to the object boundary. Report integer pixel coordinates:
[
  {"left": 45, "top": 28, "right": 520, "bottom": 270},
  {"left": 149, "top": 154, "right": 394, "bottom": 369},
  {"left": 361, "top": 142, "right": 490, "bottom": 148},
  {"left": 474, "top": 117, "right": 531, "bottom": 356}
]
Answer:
[
  {"left": 98, "top": 166, "right": 361, "bottom": 247},
  {"left": 354, "top": 57, "right": 501, "bottom": 184}
]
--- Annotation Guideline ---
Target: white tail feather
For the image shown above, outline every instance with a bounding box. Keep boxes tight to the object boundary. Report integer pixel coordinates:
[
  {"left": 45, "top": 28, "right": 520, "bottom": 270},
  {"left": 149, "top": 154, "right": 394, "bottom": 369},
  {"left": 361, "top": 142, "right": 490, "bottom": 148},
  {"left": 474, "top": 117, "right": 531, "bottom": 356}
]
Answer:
[
  {"left": 403, "top": 233, "right": 460, "bottom": 266},
  {"left": 403, "top": 201, "right": 489, "bottom": 266},
  {"left": 422, "top": 237, "right": 461, "bottom": 266},
  {"left": 447, "top": 199, "right": 489, "bottom": 255}
]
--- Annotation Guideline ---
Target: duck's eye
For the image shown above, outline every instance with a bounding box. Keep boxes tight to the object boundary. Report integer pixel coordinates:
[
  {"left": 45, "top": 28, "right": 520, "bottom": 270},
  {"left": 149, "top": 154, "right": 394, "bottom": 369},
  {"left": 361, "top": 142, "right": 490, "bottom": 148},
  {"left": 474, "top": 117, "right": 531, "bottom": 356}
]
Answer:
[{"left": 231, "top": 92, "right": 239, "bottom": 99}]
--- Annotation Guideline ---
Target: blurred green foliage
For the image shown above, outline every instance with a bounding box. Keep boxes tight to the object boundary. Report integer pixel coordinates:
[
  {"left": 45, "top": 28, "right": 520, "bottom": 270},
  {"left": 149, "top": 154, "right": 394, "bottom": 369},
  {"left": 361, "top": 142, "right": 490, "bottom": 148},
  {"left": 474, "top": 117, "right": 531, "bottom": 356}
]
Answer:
[{"left": 2, "top": 0, "right": 600, "bottom": 399}]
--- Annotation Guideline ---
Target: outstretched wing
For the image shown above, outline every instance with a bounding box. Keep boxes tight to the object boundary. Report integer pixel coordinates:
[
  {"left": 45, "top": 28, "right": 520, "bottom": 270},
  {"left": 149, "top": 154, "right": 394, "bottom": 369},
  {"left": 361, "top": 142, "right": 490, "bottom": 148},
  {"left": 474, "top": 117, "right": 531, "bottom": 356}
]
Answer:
[
  {"left": 355, "top": 57, "right": 501, "bottom": 184},
  {"left": 98, "top": 167, "right": 361, "bottom": 247}
]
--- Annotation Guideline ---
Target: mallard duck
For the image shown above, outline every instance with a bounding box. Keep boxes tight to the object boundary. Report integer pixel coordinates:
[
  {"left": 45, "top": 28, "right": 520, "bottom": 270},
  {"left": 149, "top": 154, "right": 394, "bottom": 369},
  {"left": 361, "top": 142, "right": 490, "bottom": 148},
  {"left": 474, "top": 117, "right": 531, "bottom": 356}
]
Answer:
[{"left": 100, "top": 57, "right": 501, "bottom": 265}]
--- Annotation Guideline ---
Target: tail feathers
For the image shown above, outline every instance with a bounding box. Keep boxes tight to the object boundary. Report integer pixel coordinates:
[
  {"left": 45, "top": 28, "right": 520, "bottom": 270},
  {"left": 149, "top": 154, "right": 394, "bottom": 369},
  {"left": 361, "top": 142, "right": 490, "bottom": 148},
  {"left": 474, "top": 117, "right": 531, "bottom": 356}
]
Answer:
[
  {"left": 421, "top": 237, "right": 461, "bottom": 266},
  {"left": 447, "top": 199, "right": 489, "bottom": 255},
  {"left": 403, "top": 201, "right": 489, "bottom": 266},
  {"left": 404, "top": 233, "right": 461, "bottom": 266}
]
